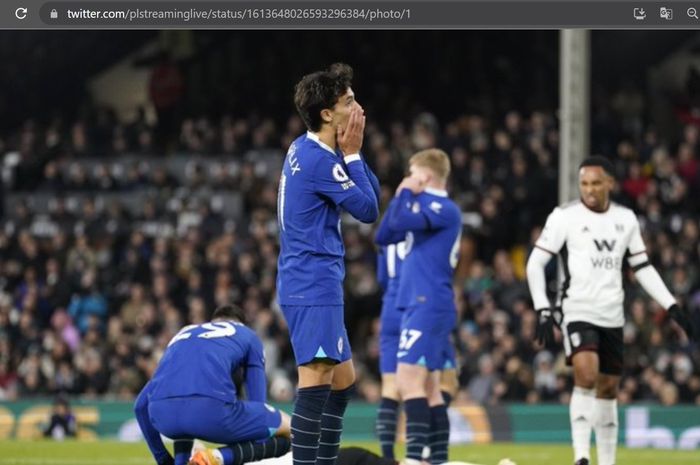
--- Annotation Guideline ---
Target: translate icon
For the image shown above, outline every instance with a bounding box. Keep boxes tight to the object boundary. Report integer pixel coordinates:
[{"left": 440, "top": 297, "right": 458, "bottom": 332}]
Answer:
[
  {"left": 660, "top": 7, "right": 673, "bottom": 20},
  {"left": 633, "top": 8, "right": 646, "bottom": 20}
]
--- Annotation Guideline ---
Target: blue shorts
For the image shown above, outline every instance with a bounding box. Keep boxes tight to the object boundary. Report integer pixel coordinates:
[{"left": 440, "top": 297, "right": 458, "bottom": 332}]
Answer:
[
  {"left": 281, "top": 305, "right": 352, "bottom": 365},
  {"left": 397, "top": 305, "right": 456, "bottom": 371},
  {"left": 379, "top": 295, "right": 402, "bottom": 374},
  {"left": 148, "top": 396, "right": 281, "bottom": 444}
]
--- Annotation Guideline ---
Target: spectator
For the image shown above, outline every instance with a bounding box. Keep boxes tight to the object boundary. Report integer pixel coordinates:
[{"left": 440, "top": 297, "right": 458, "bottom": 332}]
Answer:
[{"left": 43, "top": 396, "right": 77, "bottom": 440}]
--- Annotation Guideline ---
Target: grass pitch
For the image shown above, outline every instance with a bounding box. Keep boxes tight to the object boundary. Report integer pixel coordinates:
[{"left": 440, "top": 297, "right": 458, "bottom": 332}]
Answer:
[{"left": 0, "top": 440, "right": 697, "bottom": 465}]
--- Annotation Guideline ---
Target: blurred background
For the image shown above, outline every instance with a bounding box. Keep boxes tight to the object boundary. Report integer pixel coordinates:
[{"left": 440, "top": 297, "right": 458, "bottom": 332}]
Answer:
[{"left": 0, "top": 30, "right": 699, "bottom": 444}]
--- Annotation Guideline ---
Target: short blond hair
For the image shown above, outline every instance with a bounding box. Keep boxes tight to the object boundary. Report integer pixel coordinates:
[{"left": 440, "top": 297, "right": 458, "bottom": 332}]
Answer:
[{"left": 409, "top": 148, "right": 451, "bottom": 181}]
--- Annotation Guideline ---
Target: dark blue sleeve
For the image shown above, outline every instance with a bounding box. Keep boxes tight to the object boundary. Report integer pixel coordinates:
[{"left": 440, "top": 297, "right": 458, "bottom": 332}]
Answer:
[
  {"left": 375, "top": 198, "right": 406, "bottom": 246},
  {"left": 134, "top": 382, "right": 174, "bottom": 465},
  {"left": 245, "top": 336, "right": 267, "bottom": 403},
  {"left": 376, "top": 247, "right": 388, "bottom": 291},
  {"left": 388, "top": 189, "right": 457, "bottom": 233}
]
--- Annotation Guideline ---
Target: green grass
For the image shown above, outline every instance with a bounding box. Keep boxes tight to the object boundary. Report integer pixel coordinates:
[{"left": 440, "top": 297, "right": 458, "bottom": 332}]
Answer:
[{"left": 0, "top": 440, "right": 697, "bottom": 465}]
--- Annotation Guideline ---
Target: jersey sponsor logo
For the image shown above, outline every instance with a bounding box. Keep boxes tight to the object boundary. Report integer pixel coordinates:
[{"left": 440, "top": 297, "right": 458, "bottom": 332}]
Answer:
[
  {"left": 429, "top": 201, "right": 443, "bottom": 214},
  {"left": 591, "top": 256, "right": 622, "bottom": 269},
  {"left": 397, "top": 351, "right": 408, "bottom": 357},
  {"left": 287, "top": 144, "right": 301, "bottom": 175},
  {"left": 340, "top": 180, "right": 355, "bottom": 190},
  {"left": 593, "top": 239, "right": 616, "bottom": 252}
]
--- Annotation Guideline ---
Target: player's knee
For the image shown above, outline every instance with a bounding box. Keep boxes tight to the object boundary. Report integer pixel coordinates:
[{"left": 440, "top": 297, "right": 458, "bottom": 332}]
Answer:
[
  {"left": 397, "top": 370, "right": 427, "bottom": 399},
  {"left": 573, "top": 364, "right": 597, "bottom": 389},
  {"left": 439, "top": 370, "right": 458, "bottom": 397},
  {"left": 596, "top": 378, "right": 619, "bottom": 399},
  {"left": 381, "top": 376, "right": 400, "bottom": 400},
  {"left": 597, "top": 384, "right": 618, "bottom": 399},
  {"left": 577, "top": 377, "right": 596, "bottom": 390}
]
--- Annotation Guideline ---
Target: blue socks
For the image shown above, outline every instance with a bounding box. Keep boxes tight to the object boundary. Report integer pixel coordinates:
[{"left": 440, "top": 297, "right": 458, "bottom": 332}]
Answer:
[
  {"left": 317, "top": 384, "right": 354, "bottom": 465},
  {"left": 291, "top": 385, "right": 331, "bottom": 465},
  {"left": 441, "top": 390, "right": 453, "bottom": 406},
  {"left": 219, "top": 437, "right": 291, "bottom": 465},
  {"left": 429, "top": 404, "right": 450, "bottom": 464},
  {"left": 376, "top": 397, "right": 399, "bottom": 459},
  {"left": 404, "top": 398, "right": 431, "bottom": 462}
]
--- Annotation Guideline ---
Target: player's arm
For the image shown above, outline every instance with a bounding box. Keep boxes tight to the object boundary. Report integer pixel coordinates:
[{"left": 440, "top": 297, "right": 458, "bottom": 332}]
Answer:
[
  {"left": 342, "top": 155, "right": 381, "bottom": 222},
  {"left": 627, "top": 218, "right": 695, "bottom": 340},
  {"left": 134, "top": 381, "right": 174, "bottom": 465},
  {"left": 526, "top": 246, "right": 554, "bottom": 311},
  {"left": 526, "top": 208, "right": 565, "bottom": 345},
  {"left": 334, "top": 105, "right": 379, "bottom": 222},
  {"left": 244, "top": 336, "right": 268, "bottom": 403},
  {"left": 386, "top": 188, "right": 456, "bottom": 233},
  {"left": 375, "top": 198, "right": 406, "bottom": 246},
  {"left": 313, "top": 154, "right": 379, "bottom": 223}
]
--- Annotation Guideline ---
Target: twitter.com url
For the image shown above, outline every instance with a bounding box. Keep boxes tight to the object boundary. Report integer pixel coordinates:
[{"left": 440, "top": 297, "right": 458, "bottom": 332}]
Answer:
[{"left": 62, "top": 7, "right": 411, "bottom": 23}]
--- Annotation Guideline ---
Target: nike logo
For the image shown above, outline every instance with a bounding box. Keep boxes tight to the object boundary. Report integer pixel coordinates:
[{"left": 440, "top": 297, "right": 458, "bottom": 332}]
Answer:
[{"left": 397, "top": 351, "right": 408, "bottom": 357}]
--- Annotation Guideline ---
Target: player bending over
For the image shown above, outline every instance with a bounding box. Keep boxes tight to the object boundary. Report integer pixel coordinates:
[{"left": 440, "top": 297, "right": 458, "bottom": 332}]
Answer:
[{"left": 134, "top": 304, "right": 291, "bottom": 465}]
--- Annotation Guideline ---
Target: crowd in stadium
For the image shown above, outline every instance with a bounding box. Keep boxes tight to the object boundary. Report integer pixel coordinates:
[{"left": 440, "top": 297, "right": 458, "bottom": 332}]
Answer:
[{"left": 0, "top": 95, "right": 698, "bottom": 407}]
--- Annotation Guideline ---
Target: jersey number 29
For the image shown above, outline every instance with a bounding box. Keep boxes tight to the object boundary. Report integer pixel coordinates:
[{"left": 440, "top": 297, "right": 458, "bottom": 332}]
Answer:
[{"left": 168, "top": 322, "right": 238, "bottom": 347}]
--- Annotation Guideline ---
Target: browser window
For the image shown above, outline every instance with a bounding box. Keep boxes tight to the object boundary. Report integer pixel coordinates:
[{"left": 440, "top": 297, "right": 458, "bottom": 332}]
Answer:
[{"left": 0, "top": 2, "right": 698, "bottom": 465}]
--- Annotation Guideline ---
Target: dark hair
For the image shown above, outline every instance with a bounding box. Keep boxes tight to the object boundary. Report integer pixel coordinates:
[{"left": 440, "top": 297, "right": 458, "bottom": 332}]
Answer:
[
  {"left": 212, "top": 304, "right": 246, "bottom": 324},
  {"left": 294, "top": 63, "right": 353, "bottom": 132},
  {"left": 579, "top": 156, "right": 615, "bottom": 178}
]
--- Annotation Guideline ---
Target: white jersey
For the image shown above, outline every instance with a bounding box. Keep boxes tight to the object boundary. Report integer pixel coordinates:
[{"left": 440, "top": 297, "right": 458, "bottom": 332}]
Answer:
[{"left": 535, "top": 200, "right": 646, "bottom": 328}]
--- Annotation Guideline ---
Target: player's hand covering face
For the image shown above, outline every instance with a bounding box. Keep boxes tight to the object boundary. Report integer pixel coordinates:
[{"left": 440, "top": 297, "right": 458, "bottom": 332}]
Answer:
[
  {"left": 336, "top": 93, "right": 365, "bottom": 156},
  {"left": 395, "top": 164, "right": 429, "bottom": 196}
]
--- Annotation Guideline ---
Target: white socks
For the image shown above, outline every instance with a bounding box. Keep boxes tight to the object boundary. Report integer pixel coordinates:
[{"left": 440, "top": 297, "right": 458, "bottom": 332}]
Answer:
[
  {"left": 570, "top": 386, "right": 595, "bottom": 461},
  {"left": 594, "top": 398, "right": 618, "bottom": 465}
]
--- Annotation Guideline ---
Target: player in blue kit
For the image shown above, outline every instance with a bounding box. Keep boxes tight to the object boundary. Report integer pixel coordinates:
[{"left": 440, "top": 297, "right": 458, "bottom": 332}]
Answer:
[
  {"left": 276, "top": 63, "right": 379, "bottom": 465},
  {"left": 376, "top": 149, "right": 461, "bottom": 465},
  {"left": 373, "top": 242, "right": 459, "bottom": 461},
  {"left": 133, "top": 304, "right": 291, "bottom": 465},
  {"left": 373, "top": 243, "right": 406, "bottom": 459}
]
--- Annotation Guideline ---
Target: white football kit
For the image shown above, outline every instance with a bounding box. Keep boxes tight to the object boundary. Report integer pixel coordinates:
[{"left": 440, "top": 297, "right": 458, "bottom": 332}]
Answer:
[{"left": 534, "top": 200, "right": 646, "bottom": 328}]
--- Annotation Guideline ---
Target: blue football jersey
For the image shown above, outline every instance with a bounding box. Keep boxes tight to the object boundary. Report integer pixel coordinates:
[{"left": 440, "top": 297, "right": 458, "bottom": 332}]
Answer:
[
  {"left": 389, "top": 188, "right": 462, "bottom": 310},
  {"left": 148, "top": 321, "right": 267, "bottom": 403},
  {"left": 277, "top": 132, "right": 379, "bottom": 306}
]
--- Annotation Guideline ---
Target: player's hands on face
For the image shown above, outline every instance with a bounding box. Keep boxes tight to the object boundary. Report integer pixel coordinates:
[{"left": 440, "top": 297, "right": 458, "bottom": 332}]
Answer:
[
  {"left": 337, "top": 106, "right": 365, "bottom": 156},
  {"left": 535, "top": 308, "right": 555, "bottom": 346},
  {"left": 395, "top": 175, "right": 426, "bottom": 196},
  {"left": 668, "top": 304, "right": 696, "bottom": 341}
]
